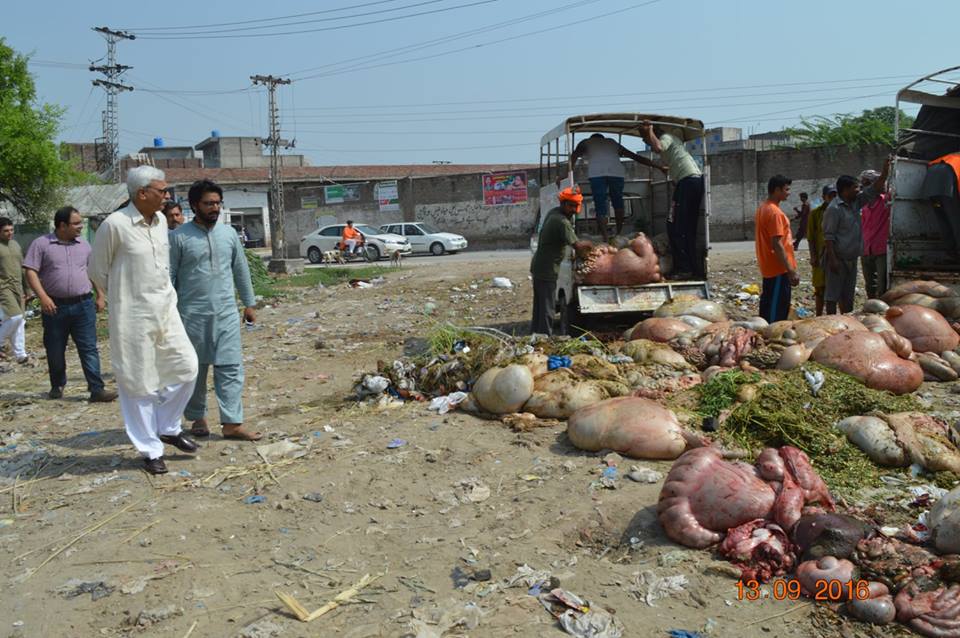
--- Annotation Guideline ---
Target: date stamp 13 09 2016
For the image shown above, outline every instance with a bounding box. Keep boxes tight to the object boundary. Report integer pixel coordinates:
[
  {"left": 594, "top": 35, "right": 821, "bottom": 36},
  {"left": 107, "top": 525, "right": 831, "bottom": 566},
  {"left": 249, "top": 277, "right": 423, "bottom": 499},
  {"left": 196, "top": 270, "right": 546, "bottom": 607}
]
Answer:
[{"left": 737, "top": 579, "right": 872, "bottom": 602}]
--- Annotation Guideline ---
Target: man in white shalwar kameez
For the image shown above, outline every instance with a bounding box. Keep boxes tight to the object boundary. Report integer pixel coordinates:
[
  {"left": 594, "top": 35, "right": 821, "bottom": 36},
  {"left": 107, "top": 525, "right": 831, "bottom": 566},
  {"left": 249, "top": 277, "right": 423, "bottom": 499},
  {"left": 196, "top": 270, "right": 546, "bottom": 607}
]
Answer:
[{"left": 89, "top": 166, "right": 200, "bottom": 475}]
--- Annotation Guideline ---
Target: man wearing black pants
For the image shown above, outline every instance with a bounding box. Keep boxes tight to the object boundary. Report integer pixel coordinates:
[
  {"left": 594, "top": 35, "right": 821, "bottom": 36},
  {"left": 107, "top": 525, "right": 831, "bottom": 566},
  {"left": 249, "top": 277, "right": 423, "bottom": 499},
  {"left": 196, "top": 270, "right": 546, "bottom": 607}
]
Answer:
[
  {"left": 530, "top": 188, "right": 583, "bottom": 335},
  {"left": 640, "top": 121, "right": 705, "bottom": 279}
]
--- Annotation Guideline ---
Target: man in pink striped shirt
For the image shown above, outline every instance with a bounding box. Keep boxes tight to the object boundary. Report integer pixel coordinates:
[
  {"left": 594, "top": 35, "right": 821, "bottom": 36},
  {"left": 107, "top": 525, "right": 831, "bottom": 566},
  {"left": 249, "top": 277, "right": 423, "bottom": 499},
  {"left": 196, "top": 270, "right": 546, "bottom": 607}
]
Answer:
[{"left": 859, "top": 169, "right": 890, "bottom": 299}]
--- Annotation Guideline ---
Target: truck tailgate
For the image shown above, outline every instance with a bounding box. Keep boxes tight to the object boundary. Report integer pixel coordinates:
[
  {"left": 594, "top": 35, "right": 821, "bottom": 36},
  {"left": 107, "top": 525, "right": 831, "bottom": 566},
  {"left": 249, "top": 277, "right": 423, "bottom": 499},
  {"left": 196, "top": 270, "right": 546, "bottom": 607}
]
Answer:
[{"left": 576, "top": 281, "right": 709, "bottom": 314}]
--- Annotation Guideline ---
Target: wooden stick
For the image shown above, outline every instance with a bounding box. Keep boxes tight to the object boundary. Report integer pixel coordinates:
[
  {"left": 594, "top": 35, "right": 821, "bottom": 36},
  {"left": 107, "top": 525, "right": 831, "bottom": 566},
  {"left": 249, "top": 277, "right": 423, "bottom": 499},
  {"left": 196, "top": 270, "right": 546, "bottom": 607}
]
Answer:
[
  {"left": 746, "top": 601, "right": 812, "bottom": 626},
  {"left": 0, "top": 462, "right": 79, "bottom": 495},
  {"left": 182, "top": 620, "right": 198, "bottom": 638},
  {"left": 275, "top": 573, "right": 380, "bottom": 622},
  {"left": 11, "top": 474, "right": 17, "bottom": 513},
  {"left": 121, "top": 519, "right": 158, "bottom": 544},
  {"left": 24, "top": 499, "right": 144, "bottom": 580}
]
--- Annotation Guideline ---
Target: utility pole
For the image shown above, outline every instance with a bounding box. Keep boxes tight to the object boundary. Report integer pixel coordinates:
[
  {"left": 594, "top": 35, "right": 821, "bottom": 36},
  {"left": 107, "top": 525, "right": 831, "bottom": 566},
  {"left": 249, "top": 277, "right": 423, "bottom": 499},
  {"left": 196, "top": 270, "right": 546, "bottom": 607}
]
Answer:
[
  {"left": 250, "top": 74, "right": 303, "bottom": 274},
  {"left": 91, "top": 27, "right": 135, "bottom": 182}
]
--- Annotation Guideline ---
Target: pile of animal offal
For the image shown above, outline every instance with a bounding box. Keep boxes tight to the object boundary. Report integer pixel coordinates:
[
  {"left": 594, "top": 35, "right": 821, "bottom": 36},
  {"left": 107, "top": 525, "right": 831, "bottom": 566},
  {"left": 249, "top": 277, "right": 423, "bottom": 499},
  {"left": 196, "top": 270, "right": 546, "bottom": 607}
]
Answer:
[{"left": 358, "top": 280, "right": 960, "bottom": 637}]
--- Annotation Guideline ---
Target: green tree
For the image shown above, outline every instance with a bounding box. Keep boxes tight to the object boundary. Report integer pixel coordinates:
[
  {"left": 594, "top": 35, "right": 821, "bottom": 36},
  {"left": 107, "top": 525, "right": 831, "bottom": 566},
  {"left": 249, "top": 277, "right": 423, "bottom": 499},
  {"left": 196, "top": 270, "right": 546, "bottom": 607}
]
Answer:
[
  {"left": 0, "top": 38, "right": 75, "bottom": 226},
  {"left": 785, "top": 106, "right": 916, "bottom": 149}
]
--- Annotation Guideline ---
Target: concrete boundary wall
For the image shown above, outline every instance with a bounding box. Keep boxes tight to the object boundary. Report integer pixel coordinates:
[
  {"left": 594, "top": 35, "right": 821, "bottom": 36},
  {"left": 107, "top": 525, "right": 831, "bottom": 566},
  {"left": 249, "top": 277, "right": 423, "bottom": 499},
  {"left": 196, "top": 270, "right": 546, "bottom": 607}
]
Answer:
[{"left": 273, "top": 144, "right": 892, "bottom": 255}]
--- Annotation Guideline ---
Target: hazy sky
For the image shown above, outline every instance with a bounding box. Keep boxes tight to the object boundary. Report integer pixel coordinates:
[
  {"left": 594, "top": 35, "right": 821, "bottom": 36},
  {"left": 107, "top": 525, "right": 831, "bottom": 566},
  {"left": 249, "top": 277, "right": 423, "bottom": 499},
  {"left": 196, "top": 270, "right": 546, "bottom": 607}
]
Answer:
[{"left": 7, "top": 0, "right": 958, "bottom": 165}]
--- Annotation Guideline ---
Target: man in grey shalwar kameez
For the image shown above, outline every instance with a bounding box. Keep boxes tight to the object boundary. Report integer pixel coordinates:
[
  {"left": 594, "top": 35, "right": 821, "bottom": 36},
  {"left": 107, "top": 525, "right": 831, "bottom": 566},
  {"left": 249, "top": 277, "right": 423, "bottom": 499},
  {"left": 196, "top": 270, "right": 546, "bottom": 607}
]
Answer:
[{"left": 170, "top": 179, "right": 261, "bottom": 441}]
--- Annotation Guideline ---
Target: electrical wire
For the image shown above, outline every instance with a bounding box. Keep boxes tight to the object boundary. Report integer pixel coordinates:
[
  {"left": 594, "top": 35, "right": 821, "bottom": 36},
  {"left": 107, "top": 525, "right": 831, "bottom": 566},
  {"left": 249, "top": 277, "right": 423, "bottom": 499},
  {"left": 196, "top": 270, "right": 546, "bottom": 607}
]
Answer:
[
  {"left": 133, "top": 0, "right": 499, "bottom": 40},
  {"left": 282, "top": 75, "right": 919, "bottom": 111},
  {"left": 121, "top": 0, "right": 411, "bottom": 31},
  {"left": 282, "top": 83, "right": 906, "bottom": 119},
  {"left": 130, "top": 0, "right": 447, "bottom": 37},
  {"left": 128, "top": 74, "right": 258, "bottom": 134},
  {"left": 282, "top": 0, "right": 602, "bottom": 77},
  {"left": 292, "top": 0, "right": 662, "bottom": 81}
]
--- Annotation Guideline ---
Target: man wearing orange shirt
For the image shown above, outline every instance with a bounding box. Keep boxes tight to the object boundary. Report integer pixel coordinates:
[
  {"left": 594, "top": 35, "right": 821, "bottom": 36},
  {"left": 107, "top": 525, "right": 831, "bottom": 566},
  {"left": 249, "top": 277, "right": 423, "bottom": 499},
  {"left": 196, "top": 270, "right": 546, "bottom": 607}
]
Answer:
[
  {"left": 341, "top": 220, "right": 363, "bottom": 254},
  {"left": 754, "top": 175, "right": 799, "bottom": 323}
]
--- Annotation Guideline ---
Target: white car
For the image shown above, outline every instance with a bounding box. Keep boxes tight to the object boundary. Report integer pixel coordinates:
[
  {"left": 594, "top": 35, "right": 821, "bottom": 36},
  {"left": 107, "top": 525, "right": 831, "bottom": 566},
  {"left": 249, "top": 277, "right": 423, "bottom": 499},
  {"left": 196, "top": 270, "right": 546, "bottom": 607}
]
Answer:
[
  {"left": 378, "top": 222, "right": 468, "bottom": 256},
  {"left": 300, "top": 223, "right": 412, "bottom": 263}
]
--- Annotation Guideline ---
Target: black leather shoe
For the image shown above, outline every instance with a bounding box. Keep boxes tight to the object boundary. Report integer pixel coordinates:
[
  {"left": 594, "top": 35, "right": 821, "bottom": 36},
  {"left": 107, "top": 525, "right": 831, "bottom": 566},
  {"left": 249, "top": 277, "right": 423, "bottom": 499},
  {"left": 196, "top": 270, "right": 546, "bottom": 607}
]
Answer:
[
  {"left": 48, "top": 387, "right": 64, "bottom": 399},
  {"left": 159, "top": 433, "right": 199, "bottom": 453},
  {"left": 144, "top": 457, "right": 168, "bottom": 475}
]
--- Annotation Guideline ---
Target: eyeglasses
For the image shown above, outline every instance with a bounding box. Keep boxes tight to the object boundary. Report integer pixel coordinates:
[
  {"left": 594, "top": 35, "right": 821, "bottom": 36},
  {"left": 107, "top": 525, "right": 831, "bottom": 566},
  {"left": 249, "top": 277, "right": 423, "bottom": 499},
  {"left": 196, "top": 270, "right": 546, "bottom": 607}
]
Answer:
[
  {"left": 199, "top": 200, "right": 223, "bottom": 207},
  {"left": 142, "top": 186, "right": 168, "bottom": 197}
]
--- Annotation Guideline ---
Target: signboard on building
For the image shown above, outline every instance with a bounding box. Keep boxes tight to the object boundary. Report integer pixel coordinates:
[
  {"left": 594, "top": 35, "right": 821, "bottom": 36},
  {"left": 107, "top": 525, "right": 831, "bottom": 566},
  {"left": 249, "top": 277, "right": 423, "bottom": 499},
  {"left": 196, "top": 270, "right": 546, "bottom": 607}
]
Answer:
[
  {"left": 482, "top": 171, "right": 528, "bottom": 206},
  {"left": 376, "top": 180, "right": 400, "bottom": 212},
  {"left": 324, "top": 184, "right": 361, "bottom": 204},
  {"left": 301, "top": 196, "right": 319, "bottom": 209}
]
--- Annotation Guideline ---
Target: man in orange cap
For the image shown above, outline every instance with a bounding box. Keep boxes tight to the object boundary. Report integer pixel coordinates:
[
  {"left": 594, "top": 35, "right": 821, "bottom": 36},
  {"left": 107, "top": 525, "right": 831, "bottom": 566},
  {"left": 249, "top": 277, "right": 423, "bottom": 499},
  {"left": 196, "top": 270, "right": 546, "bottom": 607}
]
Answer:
[{"left": 530, "top": 188, "right": 585, "bottom": 335}]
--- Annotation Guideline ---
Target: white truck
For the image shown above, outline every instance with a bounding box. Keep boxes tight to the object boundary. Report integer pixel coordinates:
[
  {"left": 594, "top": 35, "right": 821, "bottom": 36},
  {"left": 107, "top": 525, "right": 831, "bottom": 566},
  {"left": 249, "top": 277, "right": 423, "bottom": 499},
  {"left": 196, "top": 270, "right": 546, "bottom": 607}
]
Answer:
[
  {"left": 890, "top": 67, "right": 960, "bottom": 290},
  {"left": 532, "top": 113, "right": 712, "bottom": 333}
]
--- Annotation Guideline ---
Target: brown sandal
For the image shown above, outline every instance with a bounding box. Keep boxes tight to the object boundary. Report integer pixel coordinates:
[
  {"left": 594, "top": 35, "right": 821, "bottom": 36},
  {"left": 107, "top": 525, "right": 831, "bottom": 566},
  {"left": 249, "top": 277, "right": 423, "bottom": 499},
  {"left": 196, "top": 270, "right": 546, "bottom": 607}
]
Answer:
[
  {"left": 221, "top": 425, "right": 263, "bottom": 441},
  {"left": 190, "top": 419, "right": 210, "bottom": 438}
]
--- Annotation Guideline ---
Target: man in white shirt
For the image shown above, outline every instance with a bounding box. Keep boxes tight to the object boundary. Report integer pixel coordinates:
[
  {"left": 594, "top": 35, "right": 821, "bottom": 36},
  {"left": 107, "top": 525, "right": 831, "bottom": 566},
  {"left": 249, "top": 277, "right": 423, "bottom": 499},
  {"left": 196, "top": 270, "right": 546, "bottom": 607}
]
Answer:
[
  {"left": 641, "top": 121, "right": 705, "bottom": 279},
  {"left": 570, "top": 133, "right": 666, "bottom": 241},
  {"left": 89, "top": 166, "right": 200, "bottom": 475}
]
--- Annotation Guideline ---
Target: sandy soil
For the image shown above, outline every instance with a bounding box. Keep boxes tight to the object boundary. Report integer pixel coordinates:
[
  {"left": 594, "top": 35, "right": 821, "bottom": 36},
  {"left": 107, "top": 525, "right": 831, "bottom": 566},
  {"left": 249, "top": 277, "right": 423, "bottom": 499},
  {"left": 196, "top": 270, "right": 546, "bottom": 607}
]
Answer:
[{"left": 0, "top": 247, "right": 950, "bottom": 638}]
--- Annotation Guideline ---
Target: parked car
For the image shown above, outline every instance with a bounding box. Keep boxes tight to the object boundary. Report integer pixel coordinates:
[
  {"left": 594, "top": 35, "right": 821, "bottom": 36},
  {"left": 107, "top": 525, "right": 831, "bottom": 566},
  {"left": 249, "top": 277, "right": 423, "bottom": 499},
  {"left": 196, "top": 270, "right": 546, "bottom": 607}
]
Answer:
[
  {"left": 299, "top": 223, "right": 411, "bottom": 264},
  {"left": 378, "top": 222, "right": 468, "bottom": 255}
]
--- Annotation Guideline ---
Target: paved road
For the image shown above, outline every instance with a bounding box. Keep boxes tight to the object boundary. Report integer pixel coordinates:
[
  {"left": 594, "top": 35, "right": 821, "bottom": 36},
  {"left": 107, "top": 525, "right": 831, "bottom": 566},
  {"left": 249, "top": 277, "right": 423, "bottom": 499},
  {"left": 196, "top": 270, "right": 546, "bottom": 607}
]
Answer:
[{"left": 297, "top": 241, "right": 756, "bottom": 269}]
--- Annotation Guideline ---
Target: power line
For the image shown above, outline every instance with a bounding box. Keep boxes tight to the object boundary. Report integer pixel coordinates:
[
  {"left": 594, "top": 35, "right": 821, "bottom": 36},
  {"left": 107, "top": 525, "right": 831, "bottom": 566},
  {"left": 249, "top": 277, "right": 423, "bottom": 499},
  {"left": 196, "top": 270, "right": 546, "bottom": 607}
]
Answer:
[
  {"left": 296, "top": 142, "right": 531, "bottom": 153},
  {"left": 282, "top": 0, "right": 602, "bottom": 77},
  {"left": 282, "top": 75, "right": 918, "bottom": 111},
  {"left": 130, "top": 0, "right": 447, "bottom": 37},
  {"left": 120, "top": 0, "right": 411, "bottom": 31},
  {"left": 282, "top": 83, "right": 906, "bottom": 119},
  {"left": 133, "top": 0, "right": 499, "bottom": 40},
  {"left": 293, "top": 0, "right": 661, "bottom": 81}
]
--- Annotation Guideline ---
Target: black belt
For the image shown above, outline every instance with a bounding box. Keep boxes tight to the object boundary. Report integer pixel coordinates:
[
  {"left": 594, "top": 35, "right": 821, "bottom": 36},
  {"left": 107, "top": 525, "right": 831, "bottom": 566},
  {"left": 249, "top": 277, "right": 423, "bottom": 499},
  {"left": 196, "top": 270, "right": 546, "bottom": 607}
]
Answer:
[{"left": 51, "top": 292, "right": 92, "bottom": 305}]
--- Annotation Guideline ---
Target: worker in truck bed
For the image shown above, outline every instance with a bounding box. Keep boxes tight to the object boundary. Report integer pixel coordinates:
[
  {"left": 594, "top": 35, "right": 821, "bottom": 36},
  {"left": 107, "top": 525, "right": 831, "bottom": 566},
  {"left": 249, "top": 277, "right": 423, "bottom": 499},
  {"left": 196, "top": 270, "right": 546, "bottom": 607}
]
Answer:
[
  {"left": 569, "top": 133, "right": 666, "bottom": 242},
  {"left": 640, "top": 121, "right": 705, "bottom": 280}
]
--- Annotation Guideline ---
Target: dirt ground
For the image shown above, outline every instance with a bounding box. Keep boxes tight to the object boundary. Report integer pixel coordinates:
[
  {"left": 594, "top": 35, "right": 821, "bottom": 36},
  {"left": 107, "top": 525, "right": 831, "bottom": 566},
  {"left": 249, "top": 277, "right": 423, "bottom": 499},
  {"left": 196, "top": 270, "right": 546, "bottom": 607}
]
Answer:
[{"left": 0, "top": 247, "right": 953, "bottom": 638}]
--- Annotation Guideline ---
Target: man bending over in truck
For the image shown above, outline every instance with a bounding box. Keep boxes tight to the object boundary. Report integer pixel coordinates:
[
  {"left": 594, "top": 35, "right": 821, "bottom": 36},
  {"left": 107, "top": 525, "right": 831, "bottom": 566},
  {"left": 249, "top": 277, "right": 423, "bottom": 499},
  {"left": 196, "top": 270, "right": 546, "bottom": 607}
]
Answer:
[
  {"left": 755, "top": 175, "right": 799, "bottom": 323},
  {"left": 640, "top": 121, "right": 705, "bottom": 280},
  {"left": 569, "top": 134, "right": 666, "bottom": 242}
]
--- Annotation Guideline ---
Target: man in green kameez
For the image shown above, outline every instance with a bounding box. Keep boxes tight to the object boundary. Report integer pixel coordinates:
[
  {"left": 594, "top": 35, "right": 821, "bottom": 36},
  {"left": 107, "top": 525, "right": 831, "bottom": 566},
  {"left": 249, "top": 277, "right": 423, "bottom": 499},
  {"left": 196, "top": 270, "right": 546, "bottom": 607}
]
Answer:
[{"left": 170, "top": 180, "right": 261, "bottom": 441}]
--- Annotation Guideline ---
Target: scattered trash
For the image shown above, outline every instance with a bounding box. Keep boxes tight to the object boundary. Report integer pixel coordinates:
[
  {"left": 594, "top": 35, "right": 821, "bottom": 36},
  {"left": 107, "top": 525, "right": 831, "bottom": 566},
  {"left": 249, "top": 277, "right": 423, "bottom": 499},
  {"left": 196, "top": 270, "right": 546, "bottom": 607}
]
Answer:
[
  {"left": 455, "top": 478, "right": 491, "bottom": 503},
  {"left": 453, "top": 340, "right": 471, "bottom": 354},
  {"left": 741, "top": 283, "right": 761, "bottom": 295},
  {"left": 607, "top": 354, "right": 634, "bottom": 365},
  {"left": 548, "top": 355, "right": 572, "bottom": 371},
  {"left": 423, "top": 302, "right": 437, "bottom": 315},
  {"left": 387, "top": 438, "right": 407, "bottom": 449},
  {"left": 58, "top": 578, "right": 114, "bottom": 601},
  {"left": 349, "top": 279, "right": 374, "bottom": 289},
  {"left": 626, "top": 466, "right": 664, "bottom": 483},
  {"left": 505, "top": 564, "right": 552, "bottom": 590},
  {"left": 409, "top": 600, "right": 484, "bottom": 636},
  {"left": 668, "top": 630, "right": 705, "bottom": 638},
  {"left": 243, "top": 495, "right": 266, "bottom": 505},
  {"left": 276, "top": 573, "right": 380, "bottom": 622},
  {"left": 136, "top": 605, "right": 183, "bottom": 627},
  {"left": 256, "top": 439, "right": 307, "bottom": 463},
  {"left": 428, "top": 391, "right": 469, "bottom": 415},
  {"left": 0, "top": 519, "right": 13, "bottom": 528},
  {"left": 491, "top": 277, "right": 513, "bottom": 289},
  {"left": 795, "top": 307, "right": 813, "bottom": 318},
  {"left": 239, "top": 619, "right": 285, "bottom": 638},
  {"left": 363, "top": 375, "right": 390, "bottom": 394},
  {"left": 602, "top": 466, "right": 618, "bottom": 480},
  {"left": 539, "top": 588, "right": 624, "bottom": 638},
  {"left": 176, "top": 469, "right": 192, "bottom": 477},
  {"left": 302, "top": 492, "right": 324, "bottom": 503},
  {"left": 637, "top": 570, "right": 688, "bottom": 607},
  {"left": 802, "top": 367, "right": 825, "bottom": 396}
]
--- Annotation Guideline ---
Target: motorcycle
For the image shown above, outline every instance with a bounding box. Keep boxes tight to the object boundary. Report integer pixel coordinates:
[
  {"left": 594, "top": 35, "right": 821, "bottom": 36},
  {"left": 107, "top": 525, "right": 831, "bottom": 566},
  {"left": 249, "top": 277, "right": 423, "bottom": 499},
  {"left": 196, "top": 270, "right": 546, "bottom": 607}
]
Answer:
[{"left": 339, "top": 238, "right": 375, "bottom": 263}]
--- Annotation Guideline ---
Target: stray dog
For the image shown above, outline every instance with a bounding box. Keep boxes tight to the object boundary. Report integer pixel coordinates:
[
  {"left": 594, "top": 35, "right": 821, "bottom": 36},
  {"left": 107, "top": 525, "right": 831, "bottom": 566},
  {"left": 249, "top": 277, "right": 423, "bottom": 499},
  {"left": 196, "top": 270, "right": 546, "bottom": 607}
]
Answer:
[
  {"left": 389, "top": 250, "right": 403, "bottom": 267},
  {"left": 321, "top": 250, "right": 345, "bottom": 265}
]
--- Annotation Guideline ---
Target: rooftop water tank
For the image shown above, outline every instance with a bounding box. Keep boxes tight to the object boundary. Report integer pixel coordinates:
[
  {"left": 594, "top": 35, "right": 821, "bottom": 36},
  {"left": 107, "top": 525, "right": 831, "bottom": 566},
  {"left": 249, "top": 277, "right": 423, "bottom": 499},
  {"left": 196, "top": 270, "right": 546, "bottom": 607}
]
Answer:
[
  {"left": 211, "top": 130, "right": 220, "bottom": 138},
  {"left": 153, "top": 137, "right": 164, "bottom": 147}
]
